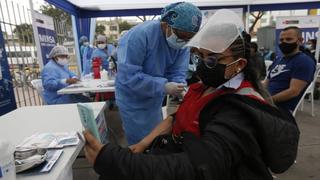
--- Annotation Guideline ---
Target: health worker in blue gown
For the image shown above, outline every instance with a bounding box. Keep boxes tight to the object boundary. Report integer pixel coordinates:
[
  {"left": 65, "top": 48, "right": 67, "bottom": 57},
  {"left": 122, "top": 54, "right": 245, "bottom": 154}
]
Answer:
[
  {"left": 79, "top": 35, "right": 89, "bottom": 61},
  {"left": 42, "top": 46, "right": 91, "bottom": 104},
  {"left": 79, "top": 35, "right": 94, "bottom": 76},
  {"left": 115, "top": 2, "right": 202, "bottom": 145},
  {"left": 91, "top": 35, "right": 115, "bottom": 71}
]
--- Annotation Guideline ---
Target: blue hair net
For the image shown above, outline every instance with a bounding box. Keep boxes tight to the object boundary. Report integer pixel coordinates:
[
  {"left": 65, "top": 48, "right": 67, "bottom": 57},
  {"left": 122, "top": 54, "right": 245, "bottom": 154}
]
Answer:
[
  {"left": 161, "top": 2, "right": 202, "bottom": 33},
  {"left": 79, "top": 36, "right": 88, "bottom": 45}
]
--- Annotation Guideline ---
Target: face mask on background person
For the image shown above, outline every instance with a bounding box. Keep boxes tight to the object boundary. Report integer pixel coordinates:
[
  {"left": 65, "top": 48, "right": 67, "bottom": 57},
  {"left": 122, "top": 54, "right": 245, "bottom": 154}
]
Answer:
[
  {"left": 56, "top": 58, "right": 69, "bottom": 66},
  {"left": 166, "top": 28, "right": 187, "bottom": 49},
  {"left": 196, "top": 59, "right": 240, "bottom": 88},
  {"left": 279, "top": 41, "right": 298, "bottom": 55},
  {"left": 97, "top": 43, "right": 107, "bottom": 49},
  {"left": 83, "top": 42, "right": 89, "bottom": 46},
  {"left": 305, "top": 44, "right": 313, "bottom": 50}
]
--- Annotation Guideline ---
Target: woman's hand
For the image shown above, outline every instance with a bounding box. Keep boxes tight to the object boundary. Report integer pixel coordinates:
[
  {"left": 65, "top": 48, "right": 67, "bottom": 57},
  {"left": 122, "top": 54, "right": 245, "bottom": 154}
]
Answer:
[
  {"left": 129, "top": 141, "right": 149, "bottom": 153},
  {"left": 84, "top": 130, "right": 104, "bottom": 165}
]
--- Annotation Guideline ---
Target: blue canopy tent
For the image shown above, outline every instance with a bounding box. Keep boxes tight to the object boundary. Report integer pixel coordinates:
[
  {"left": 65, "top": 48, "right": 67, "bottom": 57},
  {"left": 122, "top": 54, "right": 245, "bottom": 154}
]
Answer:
[{"left": 44, "top": 0, "right": 320, "bottom": 72}]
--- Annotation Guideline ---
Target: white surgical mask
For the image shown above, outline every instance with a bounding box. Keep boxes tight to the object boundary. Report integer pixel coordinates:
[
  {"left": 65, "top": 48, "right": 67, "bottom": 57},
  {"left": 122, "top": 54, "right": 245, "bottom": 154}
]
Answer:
[
  {"left": 305, "top": 44, "right": 312, "bottom": 50},
  {"left": 97, "top": 43, "right": 107, "bottom": 49},
  {"left": 166, "top": 28, "right": 187, "bottom": 49},
  {"left": 57, "top": 58, "right": 69, "bottom": 66},
  {"left": 83, "top": 42, "right": 89, "bottom": 46}
]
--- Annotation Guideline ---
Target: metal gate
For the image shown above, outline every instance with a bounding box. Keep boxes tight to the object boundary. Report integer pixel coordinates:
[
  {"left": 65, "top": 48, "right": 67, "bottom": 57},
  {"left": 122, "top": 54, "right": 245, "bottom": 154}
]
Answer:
[{"left": 0, "top": 0, "right": 76, "bottom": 107}]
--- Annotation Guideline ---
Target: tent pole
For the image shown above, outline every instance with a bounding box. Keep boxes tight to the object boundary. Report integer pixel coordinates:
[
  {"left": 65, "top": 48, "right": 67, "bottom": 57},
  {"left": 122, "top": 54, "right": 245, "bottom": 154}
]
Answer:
[
  {"left": 246, "top": 5, "right": 250, "bottom": 32},
  {"left": 315, "top": 22, "right": 320, "bottom": 62},
  {"left": 90, "top": 18, "right": 97, "bottom": 45},
  {"left": 71, "top": 15, "right": 82, "bottom": 76}
]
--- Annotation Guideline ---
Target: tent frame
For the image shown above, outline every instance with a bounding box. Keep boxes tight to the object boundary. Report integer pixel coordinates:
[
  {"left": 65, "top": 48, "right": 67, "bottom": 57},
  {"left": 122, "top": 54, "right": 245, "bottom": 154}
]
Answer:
[{"left": 43, "top": 0, "right": 320, "bottom": 72}]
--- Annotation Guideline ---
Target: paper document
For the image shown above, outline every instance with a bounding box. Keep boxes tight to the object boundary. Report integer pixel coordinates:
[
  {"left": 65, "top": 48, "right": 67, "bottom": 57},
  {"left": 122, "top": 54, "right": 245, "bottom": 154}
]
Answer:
[{"left": 18, "top": 149, "right": 63, "bottom": 174}]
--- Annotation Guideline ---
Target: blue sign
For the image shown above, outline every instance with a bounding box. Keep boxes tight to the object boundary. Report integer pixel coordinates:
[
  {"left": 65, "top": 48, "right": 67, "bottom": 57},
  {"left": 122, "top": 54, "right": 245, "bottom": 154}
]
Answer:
[
  {"left": 37, "top": 27, "right": 57, "bottom": 65},
  {"left": 0, "top": 27, "right": 17, "bottom": 116}
]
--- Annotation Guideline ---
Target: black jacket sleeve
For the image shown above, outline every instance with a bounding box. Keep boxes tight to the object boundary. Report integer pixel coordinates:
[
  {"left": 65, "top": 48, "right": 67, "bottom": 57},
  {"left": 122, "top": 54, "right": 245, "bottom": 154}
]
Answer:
[
  {"left": 94, "top": 143, "right": 195, "bottom": 180},
  {"left": 183, "top": 104, "right": 270, "bottom": 180}
]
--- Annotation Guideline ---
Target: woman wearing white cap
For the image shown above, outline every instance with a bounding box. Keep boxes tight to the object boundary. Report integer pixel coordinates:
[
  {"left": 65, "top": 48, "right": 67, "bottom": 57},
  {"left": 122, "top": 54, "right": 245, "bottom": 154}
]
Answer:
[
  {"left": 83, "top": 9, "right": 299, "bottom": 180},
  {"left": 41, "top": 46, "right": 91, "bottom": 104}
]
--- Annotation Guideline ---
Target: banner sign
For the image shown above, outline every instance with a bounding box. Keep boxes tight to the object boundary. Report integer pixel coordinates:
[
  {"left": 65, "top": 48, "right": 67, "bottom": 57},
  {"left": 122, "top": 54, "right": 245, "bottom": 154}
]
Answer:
[
  {"left": 0, "top": 26, "right": 17, "bottom": 116},
  {"left": 32, "top": 11, "right": 57, "bottom": 68}
]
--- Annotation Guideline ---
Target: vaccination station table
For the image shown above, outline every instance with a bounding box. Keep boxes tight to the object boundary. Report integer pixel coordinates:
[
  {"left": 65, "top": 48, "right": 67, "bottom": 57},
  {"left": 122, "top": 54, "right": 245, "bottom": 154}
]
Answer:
[
  {"left": 57, "top": 79, "right": 115, "bottom": 95},
  {"left": 0, "top": 102, "right": 107, "bottom": 180}
]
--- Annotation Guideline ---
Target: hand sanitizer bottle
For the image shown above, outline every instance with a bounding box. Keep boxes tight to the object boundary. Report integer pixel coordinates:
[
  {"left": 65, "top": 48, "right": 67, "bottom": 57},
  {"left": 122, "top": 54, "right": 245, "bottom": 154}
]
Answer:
[
  {"left": 0, "top": 140, "right": 16, "bottom": 180},
  {"left": 100, "top": 69, "right": 109, "bottom": 81}
]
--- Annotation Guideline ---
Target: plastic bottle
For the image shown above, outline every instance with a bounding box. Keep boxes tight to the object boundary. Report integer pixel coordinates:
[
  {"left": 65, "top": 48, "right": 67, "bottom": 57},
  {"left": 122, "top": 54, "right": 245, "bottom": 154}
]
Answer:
[
  {"left": 0, "top": 64, "right": 2, "bottom": 80},
  {"left": 108, "top": 61, "right": 115, "bottom": 80},
  {"left": 100, "top": 69, "right": 109, "bottom": 81},
  {"left": 0, "top": 140, "right": 16, "bottom": 180}
]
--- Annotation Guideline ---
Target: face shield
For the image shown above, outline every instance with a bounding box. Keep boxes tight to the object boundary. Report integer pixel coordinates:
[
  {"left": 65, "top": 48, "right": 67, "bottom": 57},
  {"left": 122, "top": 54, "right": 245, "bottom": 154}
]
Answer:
[{"left": 187, "top": 9, "right": 244, "bottom": 53}]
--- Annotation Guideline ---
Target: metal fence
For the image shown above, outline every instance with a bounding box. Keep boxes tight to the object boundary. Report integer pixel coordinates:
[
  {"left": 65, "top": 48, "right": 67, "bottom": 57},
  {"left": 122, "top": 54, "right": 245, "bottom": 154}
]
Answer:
[{"left": 0, "top": 0, "right": 76, "bottom": 107}]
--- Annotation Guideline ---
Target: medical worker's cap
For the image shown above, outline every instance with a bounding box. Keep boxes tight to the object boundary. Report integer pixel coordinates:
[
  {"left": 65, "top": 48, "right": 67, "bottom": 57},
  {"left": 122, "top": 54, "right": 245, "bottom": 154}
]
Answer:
[
  {"left": 79, "top": 36, "right": 88, "bottom": 45},
  {"left": 161, "top": 2, "right": 202, "bottom": 33},
  {"left": 48, "top": 46, "right": 69, "bottom": 58},
  {"left": 187, "top": 9, "right": 244, "bottom": 53},
  {"left": 96, "top": 35, "right": 107, "bottom": 42}
]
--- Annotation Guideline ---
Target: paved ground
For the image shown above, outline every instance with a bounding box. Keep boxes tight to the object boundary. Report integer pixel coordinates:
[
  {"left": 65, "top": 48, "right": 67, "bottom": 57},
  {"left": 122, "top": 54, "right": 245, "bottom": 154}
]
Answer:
[
  {"left": 275, "top": 99, "right": 320, "bottom": 180},
  {"left": 73, "top": 99, "right": 320, "bottom": 180}
]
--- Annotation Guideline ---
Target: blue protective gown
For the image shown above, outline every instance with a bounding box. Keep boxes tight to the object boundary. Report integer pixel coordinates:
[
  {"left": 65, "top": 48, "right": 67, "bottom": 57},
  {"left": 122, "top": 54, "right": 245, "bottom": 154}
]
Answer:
[
  {"left": 91, "top": 44, "right": 114, "bottom": 71},
  {"left": 42, "top": 60, "right": 89, "bottom": 104},
  {"left": 80, "top": 45, "right": 86, "bottom": 61},
  {"left": 115, "top": 20, "right": 189, "bottom": 145},
  {"left": 82, "top": 46, "right": 95, "bottom": 76}
]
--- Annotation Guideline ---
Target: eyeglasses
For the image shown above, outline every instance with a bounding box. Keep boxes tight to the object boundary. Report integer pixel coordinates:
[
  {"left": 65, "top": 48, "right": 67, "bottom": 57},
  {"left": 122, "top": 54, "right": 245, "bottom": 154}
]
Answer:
[{"left": 199, "top": 55, "right": 233, "bottom": 69}]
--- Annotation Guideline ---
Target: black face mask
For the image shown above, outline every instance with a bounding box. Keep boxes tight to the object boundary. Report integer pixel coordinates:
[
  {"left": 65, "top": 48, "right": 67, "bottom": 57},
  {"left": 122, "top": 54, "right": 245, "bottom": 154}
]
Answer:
[
  {"left": 196, "top": 61, "right": 229, "bottom": 88},
  {"left": 279, "top": 42, "right": 298, "bottom": 55}
]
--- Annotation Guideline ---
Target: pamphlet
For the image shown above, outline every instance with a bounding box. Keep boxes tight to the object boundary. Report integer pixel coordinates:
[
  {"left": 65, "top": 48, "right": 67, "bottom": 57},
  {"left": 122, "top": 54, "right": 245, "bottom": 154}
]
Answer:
[
  {"left": 39, "top": 150, "right": 63, "bottom": 173},
  {"left": 18, "top": 149, "right": 63, "bottom": 174},
  {"left": 77, "top": 103, "right": 108, "bottom": 144}
]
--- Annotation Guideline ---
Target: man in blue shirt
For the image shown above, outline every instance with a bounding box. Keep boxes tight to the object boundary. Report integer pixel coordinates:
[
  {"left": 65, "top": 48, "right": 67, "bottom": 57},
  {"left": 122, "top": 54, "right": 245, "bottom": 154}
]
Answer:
[{"left": 265, "top": 26, "right": 315, "bottom": 112}]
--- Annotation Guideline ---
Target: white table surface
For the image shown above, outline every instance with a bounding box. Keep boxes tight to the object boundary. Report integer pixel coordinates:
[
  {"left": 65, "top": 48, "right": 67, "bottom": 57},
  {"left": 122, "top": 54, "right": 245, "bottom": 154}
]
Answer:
[
  {"left": 0, "top": 102, "right": 106, "bottom": 180},
  {"left": 57, "top": 79, "right": 115, "bottom": 95}
]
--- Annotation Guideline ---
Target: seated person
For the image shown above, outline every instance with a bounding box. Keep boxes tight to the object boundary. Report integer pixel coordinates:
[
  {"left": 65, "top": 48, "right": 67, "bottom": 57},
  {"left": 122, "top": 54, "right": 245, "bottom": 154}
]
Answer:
[
  {"left": 41, "top": 46, "right": 91, "bottom": 104},
  {"left": 186, "top": 47, "right": 200, "bottom": 85},
  {"left": 265, "top": 26, "right": 315, "bottom": 112},
  {"left": 305, "top": 39, "right": 317, "bottom": 55},
  {"left": 250, "top": 42, "right": 266, "bottom": 80},
  {"left": 83, "top": 9, "right": 299, "bottom": 180}
]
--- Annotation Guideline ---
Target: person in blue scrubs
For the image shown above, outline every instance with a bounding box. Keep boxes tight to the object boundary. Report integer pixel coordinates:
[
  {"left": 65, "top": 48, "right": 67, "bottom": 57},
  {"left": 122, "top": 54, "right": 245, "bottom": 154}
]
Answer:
[
  {"left": 79, "top": 35, "right": 94, "bottom": 76},
  {"left": 79, "top": 35, "right": 89, "bottom": 61},
  {"left": 81, "top": 36, "right": 95, "bottom": 76},
  {"left": 91, "top": 35, "right": 115, "bottom": 71},
  {"left": 42, "top": 46, "right": 91, "bottom": 104},
  {"left": 116, "top": 2, "right": 202, "bottom": 145}
]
